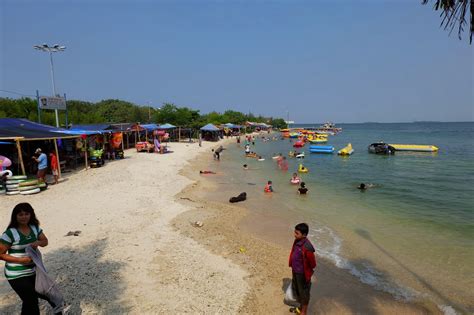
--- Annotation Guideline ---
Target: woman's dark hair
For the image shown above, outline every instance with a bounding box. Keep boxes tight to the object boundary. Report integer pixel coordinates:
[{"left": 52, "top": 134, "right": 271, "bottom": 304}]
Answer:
[
  {"left": 7, "top": 203, "right": 40, "bottom": 229},
  {"left": 295, "top": 223, "right": 309, "bottom": 236}
]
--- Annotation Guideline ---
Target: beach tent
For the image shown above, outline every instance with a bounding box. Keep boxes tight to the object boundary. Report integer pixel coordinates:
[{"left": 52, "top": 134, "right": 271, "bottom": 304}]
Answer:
[
  {"left": 0, "top": 118, "right": 80, "bottom": 176},
  {"left": 200, "top": 123, "right": 222, "bottom": 141},
  {"left": 158, "top": 123, "right": 176, "bottom": 129},
  {"left": 200, "top": 123, "right": 220, "bottom": 131}
]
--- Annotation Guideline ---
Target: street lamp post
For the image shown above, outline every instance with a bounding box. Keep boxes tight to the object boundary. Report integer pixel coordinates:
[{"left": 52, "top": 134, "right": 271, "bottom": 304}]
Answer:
[{"left": 34, "top": 43, "right": 66, "bottom": 127}]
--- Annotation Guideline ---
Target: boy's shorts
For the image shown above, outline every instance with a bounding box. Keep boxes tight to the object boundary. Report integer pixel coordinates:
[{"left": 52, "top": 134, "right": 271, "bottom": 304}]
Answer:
[
  {"left": 52, "top": 169, "right": 58, "bottom": 176},
  {"left": 292, "top": 272, "right": 311, "bottom": 305}
]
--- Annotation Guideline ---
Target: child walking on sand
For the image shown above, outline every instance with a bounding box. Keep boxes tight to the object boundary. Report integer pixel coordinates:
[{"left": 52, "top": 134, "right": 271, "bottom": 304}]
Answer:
[{"left": 289, "top": 223, "right": 317, "bottom": 315}]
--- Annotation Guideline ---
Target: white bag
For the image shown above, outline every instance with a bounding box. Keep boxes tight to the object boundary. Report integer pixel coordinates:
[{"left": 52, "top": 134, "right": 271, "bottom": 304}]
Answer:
[{"left": 284, "top": 283, "right": 299, "bottom": 307}]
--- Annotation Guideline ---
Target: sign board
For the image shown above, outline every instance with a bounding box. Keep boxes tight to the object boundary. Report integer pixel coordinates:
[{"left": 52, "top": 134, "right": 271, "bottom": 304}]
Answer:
[{"left": 39, "top": 96, "right": 67, "bottom": 110}]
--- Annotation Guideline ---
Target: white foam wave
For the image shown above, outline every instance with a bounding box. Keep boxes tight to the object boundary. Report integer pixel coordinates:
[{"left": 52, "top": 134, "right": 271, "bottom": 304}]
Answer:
[{"left": 309, "top": 225, "right": 459, "bottom": 315}]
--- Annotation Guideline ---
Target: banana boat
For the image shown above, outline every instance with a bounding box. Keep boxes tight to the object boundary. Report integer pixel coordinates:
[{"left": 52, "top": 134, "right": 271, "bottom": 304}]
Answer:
[
  {"left": 389, "top": 144, "right": 439, "bottom": 152},
  {"left": 338, "top": 143, "right": 354, "bottom": 155}
]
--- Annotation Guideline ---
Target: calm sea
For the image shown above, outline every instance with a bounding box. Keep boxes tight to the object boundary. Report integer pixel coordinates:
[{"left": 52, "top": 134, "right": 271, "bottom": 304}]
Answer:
[{"left": 208, "top": 122, "right": 473, "bottom": 314}]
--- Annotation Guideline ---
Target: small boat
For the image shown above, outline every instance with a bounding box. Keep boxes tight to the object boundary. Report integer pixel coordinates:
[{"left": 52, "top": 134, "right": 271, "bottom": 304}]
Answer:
[
  {"left": 338, "top": 143, "right": 354, "bottom": 155},
  {"left": 389, "top": 144, "right": 439, "bottom": 152},
  {"left": 309, "top": 145, "right": 335, "bottom": 154},
  {"left": 368, "top": 143, "right": 395, "bottom": 155}
]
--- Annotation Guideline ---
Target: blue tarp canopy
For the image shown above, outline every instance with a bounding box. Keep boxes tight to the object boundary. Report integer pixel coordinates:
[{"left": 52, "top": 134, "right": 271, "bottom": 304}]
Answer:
[
  {"left": 200, "top": 123, "right": 220, "bottom": 131},
  {"left": 223, "top": 123, "right": 242, "bottom": 129},
  {"left": 140, "top": 124, "right": 160, "bottom": 131},
  {"left": 158, "top": 123, "right": 176, "bottom": 129},
  {"left": 0, "top": 118, "right": 79, "bottom": 140},
  {"left": 71, "top": 124, "right": 113, "bottom": 131},
  {"left": 65, "top": 128, "right": 103, "bottom": 136}
]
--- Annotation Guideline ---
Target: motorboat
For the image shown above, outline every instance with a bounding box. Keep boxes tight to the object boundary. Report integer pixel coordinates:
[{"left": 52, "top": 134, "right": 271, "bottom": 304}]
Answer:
[{"left": 368, "top": 142, "right": 395, "bottom": 154}]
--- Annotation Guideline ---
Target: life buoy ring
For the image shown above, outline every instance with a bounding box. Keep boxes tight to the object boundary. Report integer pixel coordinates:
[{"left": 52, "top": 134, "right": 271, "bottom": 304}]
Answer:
[{"left": 20, "top": 188, "right": 40, "bottom": 195}]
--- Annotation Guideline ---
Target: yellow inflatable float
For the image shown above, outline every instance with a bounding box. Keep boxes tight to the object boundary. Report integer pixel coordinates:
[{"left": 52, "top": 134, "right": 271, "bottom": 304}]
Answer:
[
  {"left": 338, "top": 143, "right": 354, "bottom": 155},
  {"left": 298, "top": 164, "right": 309, "bottom": 173}
]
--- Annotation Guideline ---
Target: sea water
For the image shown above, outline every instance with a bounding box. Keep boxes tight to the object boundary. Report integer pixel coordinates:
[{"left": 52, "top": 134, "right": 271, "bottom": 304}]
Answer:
[{"left": 208, "top": 122, "right": 473, "bottom": 313}]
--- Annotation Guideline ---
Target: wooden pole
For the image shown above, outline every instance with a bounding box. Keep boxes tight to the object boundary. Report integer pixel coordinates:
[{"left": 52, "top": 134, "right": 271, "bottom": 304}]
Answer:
[
  {"left": 84, "top": 138, "right": 88, "bottom": 170},
  {"left": 146, "top": 129, "right": 148, "bottom": 142},
  {"left": 121, "top": 132, "right": 124, "bottom": 151},
  {"left": 16, "top": 139, "right": 26, "bottom": 175},
  {"left": 54, "top": 139, "right": 61, "bottom": 179},
  {"left": 127, "top": 132, "right": 130, "bottom": 149},
  {"left": 178, "top": 127, "right": 181, "bottom": 142}
]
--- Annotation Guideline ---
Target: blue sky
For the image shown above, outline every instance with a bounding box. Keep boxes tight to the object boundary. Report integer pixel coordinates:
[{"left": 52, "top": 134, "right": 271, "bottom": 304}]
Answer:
[{"left": 1, "top": 0, "right": 472, "bottom": 123}]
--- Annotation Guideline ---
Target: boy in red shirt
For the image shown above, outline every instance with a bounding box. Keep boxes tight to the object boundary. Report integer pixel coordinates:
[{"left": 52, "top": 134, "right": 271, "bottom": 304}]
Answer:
[
  {"left": 289, "top": 223, "right": 317, "bottom": 315},
  {"left": 49, "top": 153, "right": 59, "bottom": 185}
]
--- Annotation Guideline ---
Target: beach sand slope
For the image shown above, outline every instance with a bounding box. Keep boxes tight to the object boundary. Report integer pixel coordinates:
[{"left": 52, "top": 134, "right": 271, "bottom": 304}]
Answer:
[{"left": 0, "top": 141, "right": 248, "bottom": 314}]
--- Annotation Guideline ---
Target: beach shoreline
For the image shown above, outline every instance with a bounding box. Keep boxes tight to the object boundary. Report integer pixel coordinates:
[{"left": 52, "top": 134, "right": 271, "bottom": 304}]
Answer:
[
  {"left": 173, "top": 136, "right": 443, "bottom": 314},
  {"left": 0, "top": 135, "right": 447, "bottom": 314}
]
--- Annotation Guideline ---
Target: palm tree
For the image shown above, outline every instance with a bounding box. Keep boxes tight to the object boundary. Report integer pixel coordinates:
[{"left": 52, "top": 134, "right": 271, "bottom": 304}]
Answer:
[{"left": 422, "top": 0, "right": 473, "bottom": 44}]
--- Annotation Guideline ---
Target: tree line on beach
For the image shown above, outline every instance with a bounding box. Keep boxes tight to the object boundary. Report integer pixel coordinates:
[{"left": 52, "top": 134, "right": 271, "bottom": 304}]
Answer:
[{"left": 0, "top": 97, "right": 287, "bottom": 129}]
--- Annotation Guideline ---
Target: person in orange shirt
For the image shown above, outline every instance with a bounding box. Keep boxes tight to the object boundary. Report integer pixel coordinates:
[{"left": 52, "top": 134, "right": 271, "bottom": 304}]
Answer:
[{"left": 49, "top": 153, "right": 59, "bottom": 185}]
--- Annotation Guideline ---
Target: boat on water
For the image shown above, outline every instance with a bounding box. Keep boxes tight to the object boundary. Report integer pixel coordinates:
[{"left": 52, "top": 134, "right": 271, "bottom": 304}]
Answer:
[
  {"left": 368, "top": 142, "right": 395, "bottom": 154},
  {"left": 316, "top": 122, "right": 342, "bottom": 134},
  {"left": 389, "top": 144, "right": 439, "bottom": 152},
  {"left": 307, "top": 134, "right": 328, "bottom": 143},
  {"left": 309, "top": 145, "right": 335, "bottom": 154},
  {"left": 338, "top": 143, "right": 354, "bottom": 155}
]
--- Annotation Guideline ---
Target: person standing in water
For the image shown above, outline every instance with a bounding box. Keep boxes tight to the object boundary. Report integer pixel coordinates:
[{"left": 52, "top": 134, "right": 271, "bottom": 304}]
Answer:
[
  {"left": 298, "top": 182, "right": 308, "bottom": 194},
  {"left": 0, "top": 203, "right": 66, "bottom": 314},
  {"left": 289, "top": 223, "right": 317, "bottom": 315}
]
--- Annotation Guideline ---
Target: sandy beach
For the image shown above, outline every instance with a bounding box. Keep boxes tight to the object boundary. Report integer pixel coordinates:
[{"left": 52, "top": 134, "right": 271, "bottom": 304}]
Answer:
[
  {"left": 0, "top": 139, "right": 248, "bottom": 314},
  {"left": 1, "top": 137, "right": 442, "bottom": 314}
]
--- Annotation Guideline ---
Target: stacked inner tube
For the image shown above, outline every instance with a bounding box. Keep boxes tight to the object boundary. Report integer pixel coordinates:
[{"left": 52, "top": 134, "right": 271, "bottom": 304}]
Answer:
[
  {"left": 3, "top": 175, "right": 44, "bottom": 196},
  {"left": 309, "top": 145, "right": 335, "bottom": 154}
]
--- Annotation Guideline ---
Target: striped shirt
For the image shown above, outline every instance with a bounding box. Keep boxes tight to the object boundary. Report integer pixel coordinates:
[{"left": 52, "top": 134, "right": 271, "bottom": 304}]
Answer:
[{"left": 0, "top": 225, "right": 42, "bottom": 280}]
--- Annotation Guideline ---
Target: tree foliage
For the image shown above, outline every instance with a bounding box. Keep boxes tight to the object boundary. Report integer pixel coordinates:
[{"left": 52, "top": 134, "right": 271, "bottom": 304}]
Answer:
[
  {"left": 0, "top": 97, "right": 287, "bottom": 129},
  {"left": 423, "top": 0, "right": 473, "bottom": 43}
]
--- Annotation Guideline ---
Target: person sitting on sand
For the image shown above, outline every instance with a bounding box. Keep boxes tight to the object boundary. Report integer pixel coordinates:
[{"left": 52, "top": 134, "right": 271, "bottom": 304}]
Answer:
[
  {"left": 264, "top": 180, "right": 273, "bottom": 193},
  {"left": 289, "top": 223, "right": 317, "bottom": 315},
  {"left": 298, "top": 182, "right": 308, "bottom": 195},
  {"left": 199, "top": 170, "right": 216, "bottom": 174}
]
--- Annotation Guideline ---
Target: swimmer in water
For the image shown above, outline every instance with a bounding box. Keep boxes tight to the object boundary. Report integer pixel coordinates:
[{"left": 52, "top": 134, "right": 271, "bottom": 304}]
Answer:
[
  {"left": 243, "top": 164, "right": 249, "bottom": 170},
  {"left": 357, "top": 183, "right": 375, "bottom": 190}
]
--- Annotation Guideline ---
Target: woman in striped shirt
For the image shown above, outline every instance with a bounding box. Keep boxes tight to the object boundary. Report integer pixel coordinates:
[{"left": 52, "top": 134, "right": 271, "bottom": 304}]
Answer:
[{"left": 0, "top": 202, "right": 61, "bottom": 315}]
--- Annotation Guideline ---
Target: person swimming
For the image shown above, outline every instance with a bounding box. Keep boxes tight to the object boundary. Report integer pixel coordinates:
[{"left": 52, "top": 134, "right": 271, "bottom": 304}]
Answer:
[
  {"left": 357, "top": 183, "right": 375, "bottom": 190},
  {"left": 290, "top": 173, "right": 301, "bottom": 184},
  {"left": 243, "top": 164, "right": 249, "bottom": 170}
]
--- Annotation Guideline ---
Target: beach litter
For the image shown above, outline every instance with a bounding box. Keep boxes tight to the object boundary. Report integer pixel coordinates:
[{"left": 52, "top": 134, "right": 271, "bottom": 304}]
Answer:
[
  {"left": 229, "top": 192, "right": 247, "bottom": 203},
  {"left": 192, "top": 221, "right": 204, "bottom": 228},
  {"left": 65, "top": 231, "right": 82, "bottom": 237}
]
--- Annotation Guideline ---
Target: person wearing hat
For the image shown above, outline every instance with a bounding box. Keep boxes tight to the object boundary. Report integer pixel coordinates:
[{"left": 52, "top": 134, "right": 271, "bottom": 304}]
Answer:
[{"left": 32, "top": 148, "right": 48, "bottom": 183}]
